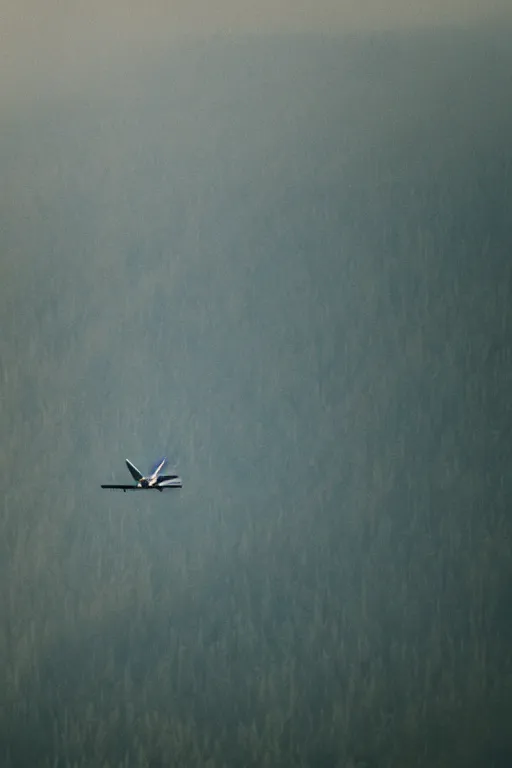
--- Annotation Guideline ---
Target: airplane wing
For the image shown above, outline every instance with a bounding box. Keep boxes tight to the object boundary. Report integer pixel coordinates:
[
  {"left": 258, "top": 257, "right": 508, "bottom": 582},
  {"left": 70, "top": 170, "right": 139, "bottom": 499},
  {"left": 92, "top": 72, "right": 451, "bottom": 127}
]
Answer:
[
  {"left": 101, "top": 482, "right": 181, "bottom": 490},
  {"left": 157, "top": 477, "right": 182, "bottom": 488},
  {"left": 101, "top": 484, "right": 142, "bottom": 491},
  {"left": 125, "top": 459, "right": 144, "bottom": 482}
]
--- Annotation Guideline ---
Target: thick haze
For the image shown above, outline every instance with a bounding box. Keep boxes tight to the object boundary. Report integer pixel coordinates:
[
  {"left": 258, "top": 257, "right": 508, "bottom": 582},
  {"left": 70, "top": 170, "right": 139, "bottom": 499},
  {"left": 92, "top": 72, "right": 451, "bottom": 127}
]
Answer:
[
  {"left": 2, "top": 0, "right": 511, "bottom": 102},
  {"left": 2, "top": 10, "right": 512, "bottom": 767}
]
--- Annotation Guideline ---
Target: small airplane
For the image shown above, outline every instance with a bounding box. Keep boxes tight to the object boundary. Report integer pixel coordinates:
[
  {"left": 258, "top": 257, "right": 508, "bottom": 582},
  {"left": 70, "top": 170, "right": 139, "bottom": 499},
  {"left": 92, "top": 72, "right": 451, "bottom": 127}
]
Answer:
[{"left": 101, "top": 457, "right": 182, "bottom": 492}]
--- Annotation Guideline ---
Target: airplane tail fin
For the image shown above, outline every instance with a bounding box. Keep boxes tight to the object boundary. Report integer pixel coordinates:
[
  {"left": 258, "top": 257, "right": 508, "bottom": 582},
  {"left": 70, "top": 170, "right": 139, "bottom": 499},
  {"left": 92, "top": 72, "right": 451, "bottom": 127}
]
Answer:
[
  {"left": 126, "top": 459, "right": 144, "bottom": 482},
  {"left": 149, "top": 456, "right": 167, "bottom": 481}
]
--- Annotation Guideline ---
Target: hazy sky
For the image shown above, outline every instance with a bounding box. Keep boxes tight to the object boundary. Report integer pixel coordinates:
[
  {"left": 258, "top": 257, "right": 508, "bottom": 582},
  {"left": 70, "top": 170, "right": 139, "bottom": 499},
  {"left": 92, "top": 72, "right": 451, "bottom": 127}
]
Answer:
[{"left": 2, "top": 0, "right": 510, "bottom": 97}]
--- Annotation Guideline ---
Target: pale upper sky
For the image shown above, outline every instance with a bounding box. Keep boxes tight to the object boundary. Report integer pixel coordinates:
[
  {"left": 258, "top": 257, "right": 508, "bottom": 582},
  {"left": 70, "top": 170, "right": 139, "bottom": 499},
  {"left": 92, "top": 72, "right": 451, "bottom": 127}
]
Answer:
[{"left": 1, "top": 0, "right": 510, "bottom": 103}]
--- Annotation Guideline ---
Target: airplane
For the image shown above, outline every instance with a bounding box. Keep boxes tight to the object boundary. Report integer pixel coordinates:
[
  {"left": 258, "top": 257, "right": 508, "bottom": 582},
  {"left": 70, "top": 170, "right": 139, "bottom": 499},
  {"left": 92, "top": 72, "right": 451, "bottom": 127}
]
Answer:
[{"left": 101, "top": 457, "right": 182, "bottom": 492}]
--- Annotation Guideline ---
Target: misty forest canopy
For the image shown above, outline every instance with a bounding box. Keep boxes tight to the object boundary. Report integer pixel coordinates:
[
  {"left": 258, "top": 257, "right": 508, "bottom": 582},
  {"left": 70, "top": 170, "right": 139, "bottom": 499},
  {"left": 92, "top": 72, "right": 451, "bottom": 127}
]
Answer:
[{"left": 1, "top": 26, "right": 512, "bottom": 768}]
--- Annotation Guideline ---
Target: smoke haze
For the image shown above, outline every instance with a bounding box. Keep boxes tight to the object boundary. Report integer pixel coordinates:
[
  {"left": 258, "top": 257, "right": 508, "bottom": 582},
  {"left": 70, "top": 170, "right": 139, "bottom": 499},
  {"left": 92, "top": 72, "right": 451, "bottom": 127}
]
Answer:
[
  {"left": 2, "top": 0, "right": 511, "bottom": 102},
  {"left": 2, "top": 6, "right": 512, "bottom": 767}
]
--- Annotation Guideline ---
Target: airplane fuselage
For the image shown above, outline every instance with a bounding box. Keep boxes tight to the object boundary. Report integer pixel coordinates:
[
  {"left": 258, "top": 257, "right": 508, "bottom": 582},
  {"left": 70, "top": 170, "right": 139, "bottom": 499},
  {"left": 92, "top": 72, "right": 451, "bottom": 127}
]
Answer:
[{"left": 101, "top": 457, "right": 182, "bottom": 492}]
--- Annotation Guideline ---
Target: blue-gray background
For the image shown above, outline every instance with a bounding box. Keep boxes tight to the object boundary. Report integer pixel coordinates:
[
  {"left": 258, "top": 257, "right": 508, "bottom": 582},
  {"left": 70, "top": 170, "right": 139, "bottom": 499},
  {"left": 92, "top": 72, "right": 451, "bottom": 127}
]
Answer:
[{"left": 2, "top": 17, "right": 512, "bottom": 768}]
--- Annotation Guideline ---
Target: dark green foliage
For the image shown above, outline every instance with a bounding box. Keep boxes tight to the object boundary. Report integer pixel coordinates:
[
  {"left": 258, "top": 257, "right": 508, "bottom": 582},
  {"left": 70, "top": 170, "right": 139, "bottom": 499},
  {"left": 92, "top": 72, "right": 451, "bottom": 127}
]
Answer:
[{"left": 1, "top": 25, "right": 512, "bottom": 768}]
